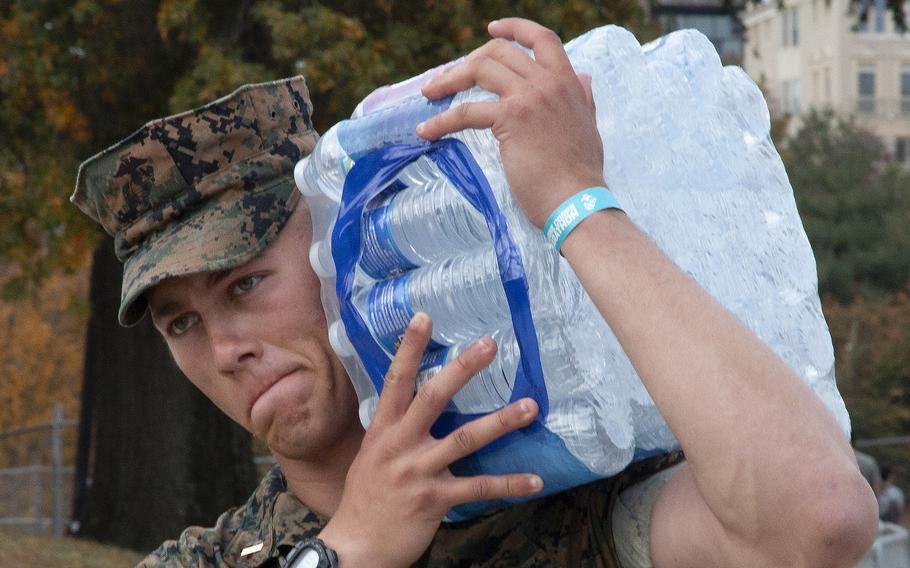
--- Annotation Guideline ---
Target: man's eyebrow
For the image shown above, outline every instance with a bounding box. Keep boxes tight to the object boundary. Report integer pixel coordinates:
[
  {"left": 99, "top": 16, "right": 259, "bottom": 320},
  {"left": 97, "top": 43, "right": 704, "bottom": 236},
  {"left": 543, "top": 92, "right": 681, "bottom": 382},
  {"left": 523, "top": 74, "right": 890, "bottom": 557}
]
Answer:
[
  {"left": 152, "top": 301, "right": 182, "bottom": 320},
  {"left": 206, "top": 268, "right": 234, "bottom": 289},
  {"left": 150, "top": 269, "right": 236, "bottom": 320}
]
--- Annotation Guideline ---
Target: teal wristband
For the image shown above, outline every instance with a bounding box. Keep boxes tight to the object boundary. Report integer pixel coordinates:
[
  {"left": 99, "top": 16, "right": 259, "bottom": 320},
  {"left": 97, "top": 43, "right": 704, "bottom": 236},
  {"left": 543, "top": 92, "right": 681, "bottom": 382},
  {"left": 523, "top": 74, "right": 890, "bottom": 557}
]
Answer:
[{"left": 543, "top": 187, "right": 623, "bottom": 251}]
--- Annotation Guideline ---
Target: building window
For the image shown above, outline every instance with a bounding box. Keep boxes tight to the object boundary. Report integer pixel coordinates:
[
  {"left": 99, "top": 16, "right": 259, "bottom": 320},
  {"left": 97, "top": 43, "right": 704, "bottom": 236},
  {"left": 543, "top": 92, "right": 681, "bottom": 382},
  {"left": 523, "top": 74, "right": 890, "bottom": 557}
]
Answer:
[
  {"left": 780, "top": 79, "right": 801, "bottom": 115},
  {"left": 858, "top": 64, "right": 876, "bottom": 113},
  {"left": 902, "top": 65, "right": 910, "bottom": 115},
  {"left": 781, "top": 8, "right": 799, "bottom": 46},
  {"left": 896, "top": 137, "right": 909, "bottom": 164},
  {"left": 781, "top": 9, "right": 789, "bottom": 46}
]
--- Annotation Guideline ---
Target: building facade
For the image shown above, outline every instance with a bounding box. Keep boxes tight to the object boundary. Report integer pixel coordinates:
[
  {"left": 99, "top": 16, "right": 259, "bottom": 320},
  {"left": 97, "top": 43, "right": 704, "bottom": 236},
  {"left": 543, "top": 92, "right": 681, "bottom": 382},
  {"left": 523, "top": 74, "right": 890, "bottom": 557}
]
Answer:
[
  {"left": 652, "top": 0, "right": 745, "bottom": 64},
  {"left": 741, "top": 0, "right": 910, "bottom": 163}
]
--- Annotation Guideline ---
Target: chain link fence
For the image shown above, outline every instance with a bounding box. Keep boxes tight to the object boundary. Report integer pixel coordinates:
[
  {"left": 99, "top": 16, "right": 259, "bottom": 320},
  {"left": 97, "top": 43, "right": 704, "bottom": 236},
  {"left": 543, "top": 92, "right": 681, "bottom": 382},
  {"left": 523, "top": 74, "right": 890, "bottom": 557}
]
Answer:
[{"left": 0, "top": 404, "right": 76, "bottom": 536}]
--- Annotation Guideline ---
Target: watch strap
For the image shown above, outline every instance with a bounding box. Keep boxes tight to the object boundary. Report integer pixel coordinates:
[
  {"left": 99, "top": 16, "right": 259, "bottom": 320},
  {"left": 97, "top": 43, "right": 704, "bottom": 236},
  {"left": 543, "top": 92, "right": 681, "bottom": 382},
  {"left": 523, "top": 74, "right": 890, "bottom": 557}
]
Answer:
[{"left": 284, "top": 537, "right": 339, "bottom": 568}]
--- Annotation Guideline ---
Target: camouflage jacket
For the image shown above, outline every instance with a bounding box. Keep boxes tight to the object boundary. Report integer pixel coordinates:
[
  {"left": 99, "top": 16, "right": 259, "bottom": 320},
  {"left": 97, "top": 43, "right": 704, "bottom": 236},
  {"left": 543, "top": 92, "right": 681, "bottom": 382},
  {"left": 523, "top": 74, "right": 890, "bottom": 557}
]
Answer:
[{"left": 138, "top": 452, "right": 682, "bottom": 568}]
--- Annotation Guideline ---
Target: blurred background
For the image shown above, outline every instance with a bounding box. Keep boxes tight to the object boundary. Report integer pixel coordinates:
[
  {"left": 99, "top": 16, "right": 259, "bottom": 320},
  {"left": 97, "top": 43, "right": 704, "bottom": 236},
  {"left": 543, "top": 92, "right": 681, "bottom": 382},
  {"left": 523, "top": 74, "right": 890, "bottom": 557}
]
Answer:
[{"left": 0, "top": 0, "right": 907, "bottom": 565}]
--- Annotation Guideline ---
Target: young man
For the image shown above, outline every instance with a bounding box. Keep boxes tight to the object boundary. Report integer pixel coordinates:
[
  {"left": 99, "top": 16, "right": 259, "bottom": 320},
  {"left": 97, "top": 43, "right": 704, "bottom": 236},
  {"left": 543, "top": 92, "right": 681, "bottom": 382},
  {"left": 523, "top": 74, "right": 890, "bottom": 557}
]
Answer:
[{"left": 73, "top": 18, "right": 877, "bottom": 568}]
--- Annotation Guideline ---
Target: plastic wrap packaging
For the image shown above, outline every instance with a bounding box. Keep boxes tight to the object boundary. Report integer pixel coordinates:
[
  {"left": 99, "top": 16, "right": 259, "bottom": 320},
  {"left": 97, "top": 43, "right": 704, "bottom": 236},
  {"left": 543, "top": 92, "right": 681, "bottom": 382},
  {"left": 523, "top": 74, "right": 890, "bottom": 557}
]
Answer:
[{"left": 294, "top": 25, "right": 850, "bottom": 520}]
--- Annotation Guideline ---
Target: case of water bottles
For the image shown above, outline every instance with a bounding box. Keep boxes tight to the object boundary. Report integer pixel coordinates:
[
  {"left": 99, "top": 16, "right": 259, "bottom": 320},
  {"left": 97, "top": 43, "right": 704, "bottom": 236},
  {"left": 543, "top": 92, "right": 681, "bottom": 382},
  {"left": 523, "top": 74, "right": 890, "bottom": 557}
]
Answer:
[{"left": 293, "top": 25, "right": 851, "bottom": 520}]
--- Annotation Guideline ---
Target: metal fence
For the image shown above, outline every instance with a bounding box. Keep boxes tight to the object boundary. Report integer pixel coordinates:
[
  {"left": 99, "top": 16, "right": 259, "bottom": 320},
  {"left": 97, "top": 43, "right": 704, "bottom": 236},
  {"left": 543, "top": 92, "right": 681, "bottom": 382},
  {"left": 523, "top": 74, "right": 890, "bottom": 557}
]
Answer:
[{"left": 0, "top": 404, "right": 76, "bottom": 537}]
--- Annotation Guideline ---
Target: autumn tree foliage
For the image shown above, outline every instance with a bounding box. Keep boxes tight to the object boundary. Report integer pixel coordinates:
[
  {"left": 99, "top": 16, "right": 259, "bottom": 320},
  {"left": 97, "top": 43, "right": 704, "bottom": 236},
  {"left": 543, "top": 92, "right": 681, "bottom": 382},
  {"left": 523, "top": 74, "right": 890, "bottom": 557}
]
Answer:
[
  {"left": 783, "top": 110, "right": 910, "bottom": 485},
  {"left": 0, "top": 0, "right": 653, "bottom": 550},
  {"left": 783, "top": 109, "right": 910, "bottom": 304}
]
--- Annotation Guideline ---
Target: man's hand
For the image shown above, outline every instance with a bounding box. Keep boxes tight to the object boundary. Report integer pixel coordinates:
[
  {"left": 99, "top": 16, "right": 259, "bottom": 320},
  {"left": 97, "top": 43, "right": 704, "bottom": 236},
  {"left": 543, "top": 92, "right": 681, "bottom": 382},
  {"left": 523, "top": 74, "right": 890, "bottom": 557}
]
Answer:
[
  {"left": 418, "top": 18, "right": 605, "bottom": 228},
  {"left": 319, "top": 312, "right": 542, "bottom": 568}
]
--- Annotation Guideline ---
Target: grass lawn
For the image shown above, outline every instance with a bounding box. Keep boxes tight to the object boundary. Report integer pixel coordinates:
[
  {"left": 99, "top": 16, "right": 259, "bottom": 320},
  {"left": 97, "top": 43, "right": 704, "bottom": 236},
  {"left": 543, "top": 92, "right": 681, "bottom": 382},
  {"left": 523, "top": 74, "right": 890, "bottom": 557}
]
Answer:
[{"left": 0, "top": 528, "right": 144, "bottom": 567}]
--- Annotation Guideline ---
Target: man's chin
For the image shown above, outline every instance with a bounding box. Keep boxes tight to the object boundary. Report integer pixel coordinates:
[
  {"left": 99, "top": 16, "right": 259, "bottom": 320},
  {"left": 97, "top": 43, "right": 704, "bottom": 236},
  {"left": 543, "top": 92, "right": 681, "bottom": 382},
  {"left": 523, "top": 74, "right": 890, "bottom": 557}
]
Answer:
[{"left": 250, "top": 373, "right": 310, "bottom": 437}]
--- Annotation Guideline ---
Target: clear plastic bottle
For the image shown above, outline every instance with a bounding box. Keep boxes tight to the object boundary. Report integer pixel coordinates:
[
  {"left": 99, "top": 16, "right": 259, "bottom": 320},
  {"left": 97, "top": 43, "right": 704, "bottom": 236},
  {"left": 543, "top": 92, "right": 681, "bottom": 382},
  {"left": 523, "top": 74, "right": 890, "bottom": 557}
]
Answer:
[
  {"left": 416, "top": 327, "right": 521, "bottom": 414},
  {"left": 297, "top": 126, "right": 350, "bottom": 203},
  {"left": 362, "top": 249, "right": 511, "bottom": 349},
  {"left": 359, "top": 160, "right": 491, "bottom": 278},
  {"left": 415, "top": 321, "right": 583, "bottom": 416}
]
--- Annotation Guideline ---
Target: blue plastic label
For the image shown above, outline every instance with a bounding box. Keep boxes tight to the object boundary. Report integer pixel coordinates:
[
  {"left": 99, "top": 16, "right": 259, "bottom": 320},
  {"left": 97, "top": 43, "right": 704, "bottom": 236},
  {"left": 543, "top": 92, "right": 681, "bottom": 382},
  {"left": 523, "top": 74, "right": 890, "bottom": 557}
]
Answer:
[
  {"left": 367, "top": 275, "right": 416, "bottom": 353},
  {"left": 360, "top": 198, "right": 418, "bottom": 278},
  {"left": 337, "top": 95, "right": 454, "bottom": 161}
]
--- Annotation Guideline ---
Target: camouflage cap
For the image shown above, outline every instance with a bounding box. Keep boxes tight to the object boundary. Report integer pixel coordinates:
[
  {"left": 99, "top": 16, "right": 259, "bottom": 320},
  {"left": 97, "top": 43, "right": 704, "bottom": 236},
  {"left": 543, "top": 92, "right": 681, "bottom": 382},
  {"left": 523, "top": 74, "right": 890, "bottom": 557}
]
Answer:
[{"left": 72, "top": 76, "right": 317, "bottom": 326}]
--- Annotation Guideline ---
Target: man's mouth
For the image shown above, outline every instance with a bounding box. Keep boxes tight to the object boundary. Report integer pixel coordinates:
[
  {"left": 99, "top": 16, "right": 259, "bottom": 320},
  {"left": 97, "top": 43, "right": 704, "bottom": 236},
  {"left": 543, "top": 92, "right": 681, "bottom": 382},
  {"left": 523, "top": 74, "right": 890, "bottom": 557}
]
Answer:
[{"left": 250, "top": 367, "right": 302, "bottom": 411}]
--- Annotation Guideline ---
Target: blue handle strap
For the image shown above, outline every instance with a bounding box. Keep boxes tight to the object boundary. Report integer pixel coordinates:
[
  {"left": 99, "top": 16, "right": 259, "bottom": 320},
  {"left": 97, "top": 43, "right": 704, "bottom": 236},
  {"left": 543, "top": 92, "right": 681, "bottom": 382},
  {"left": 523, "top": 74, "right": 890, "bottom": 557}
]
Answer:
[{"left": 332, "top": 139, "right": 549, "bottom": 436}]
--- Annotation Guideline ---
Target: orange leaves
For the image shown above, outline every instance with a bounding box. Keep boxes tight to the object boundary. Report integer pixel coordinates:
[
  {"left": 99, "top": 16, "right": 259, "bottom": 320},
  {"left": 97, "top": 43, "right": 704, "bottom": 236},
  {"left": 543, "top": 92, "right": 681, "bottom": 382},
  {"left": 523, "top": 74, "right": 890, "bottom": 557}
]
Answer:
[
  {"left": 455, "top": 25, "right": 474, "bottom": 46},
  {"left": 156, "top": 0, "right": 205, "bottom": 45},
  {"left": 0, "top": 267, "right": 88, "bottom": 462},
  {"left": 37, "top": 87, "right": 91, "bottom": 143},
  {"left": 340, "top": 17, "right": 366, "bottom": 41}
]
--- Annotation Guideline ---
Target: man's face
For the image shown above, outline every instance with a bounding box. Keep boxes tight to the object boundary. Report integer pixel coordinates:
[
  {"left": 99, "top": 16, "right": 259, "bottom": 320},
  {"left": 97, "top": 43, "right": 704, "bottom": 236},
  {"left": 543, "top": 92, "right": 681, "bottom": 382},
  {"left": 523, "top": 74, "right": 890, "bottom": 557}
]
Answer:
[{"left": 147, "top": 203, "right": 362, "bottom": 461}]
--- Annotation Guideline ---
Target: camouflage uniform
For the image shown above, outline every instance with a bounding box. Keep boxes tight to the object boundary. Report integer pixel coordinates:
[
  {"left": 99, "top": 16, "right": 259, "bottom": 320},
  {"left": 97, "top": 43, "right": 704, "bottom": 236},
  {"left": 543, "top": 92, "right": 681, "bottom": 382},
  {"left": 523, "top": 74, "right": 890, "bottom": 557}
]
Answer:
[
  {"left": 72, "top": 77, "right": 685, "bottom": 568},
  {"left": 138, "top": 452, "right": 684, "bottom": 568}
]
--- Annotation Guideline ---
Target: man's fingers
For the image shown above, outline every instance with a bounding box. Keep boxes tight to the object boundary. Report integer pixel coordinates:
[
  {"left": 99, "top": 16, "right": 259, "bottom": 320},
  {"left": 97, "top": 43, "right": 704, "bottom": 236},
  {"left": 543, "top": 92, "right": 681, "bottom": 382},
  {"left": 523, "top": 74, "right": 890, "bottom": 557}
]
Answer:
[
  {"left": 422, "top": 38, "right": 537, "bottom": 101},
  {"left": 466, "top": 38, "right": 538, "bottom": 79},
  {"left": 577, "top": 73, "right": 595, "bottom": 112},
  {"left": 372, "top": 312, "right": 432, "bottom": 425},
  {"left": 487, "top": 18, "right": 574, "bottom": 76},
  {"left": 424, "top": 398, "right": 538, "bottom": 469},
  {"left": 404, "top": 336, "right": 497, "bottom": 431},
  {"left": 417, "top": 101, "right": 498, "bottom": 141},
  {"left": 443, "top": 473, "right": 543, "bottom": 506},
  {"left": 421, "top": 52, "right": 525, "bottom": 101}
]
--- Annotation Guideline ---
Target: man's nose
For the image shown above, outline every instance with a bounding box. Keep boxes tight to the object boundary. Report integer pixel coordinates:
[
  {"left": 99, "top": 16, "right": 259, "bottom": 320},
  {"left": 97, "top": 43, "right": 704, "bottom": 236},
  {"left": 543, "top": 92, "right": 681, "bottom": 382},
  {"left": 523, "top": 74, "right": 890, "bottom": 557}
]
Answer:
[{"left": 209, "top": 325, "right": 262, "bottom": 374}]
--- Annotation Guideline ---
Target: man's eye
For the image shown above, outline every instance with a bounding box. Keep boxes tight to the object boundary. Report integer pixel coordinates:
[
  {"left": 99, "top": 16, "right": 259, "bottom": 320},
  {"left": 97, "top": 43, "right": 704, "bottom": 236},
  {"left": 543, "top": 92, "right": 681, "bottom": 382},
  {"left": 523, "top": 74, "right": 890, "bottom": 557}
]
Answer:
[
  {"left": 231, "top": 274, "right": 264, "bottom": 296},
  {"left": 169, "top": 313, "right": 199, "bottom": 336}
]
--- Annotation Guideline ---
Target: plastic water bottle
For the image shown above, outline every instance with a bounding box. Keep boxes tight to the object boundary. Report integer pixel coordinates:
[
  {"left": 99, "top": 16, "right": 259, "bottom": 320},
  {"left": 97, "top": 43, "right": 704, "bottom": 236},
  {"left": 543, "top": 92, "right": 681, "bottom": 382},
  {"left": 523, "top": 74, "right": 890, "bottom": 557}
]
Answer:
[
  {"left": 361, "top": 250, "right": 504, "bottom": 348},
  {"left": 415, "top": 320, "right": 586, "bottom": 416},
  {"left": 359, "top": 159, "right": 491, "bottom": 278}
]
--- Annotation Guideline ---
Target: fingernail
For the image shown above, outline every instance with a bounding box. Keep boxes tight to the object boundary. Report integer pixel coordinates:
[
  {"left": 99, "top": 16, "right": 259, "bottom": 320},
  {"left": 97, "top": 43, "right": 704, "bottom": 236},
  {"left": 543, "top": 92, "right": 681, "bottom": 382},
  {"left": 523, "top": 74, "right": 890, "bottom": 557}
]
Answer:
[
  {"left": 519, "top": 399, "right": 533, "bottom": 415},
  {"left": 416, "top": 121, "right": 426, "bottom": 135},
  {"left": 489, "top": 19, "right": 500, "bottom": 28},
  {"left": 475, "top": 336, "right": 494, "bottom": 350},
  {"left": 528, "top": 475, "right": 542, "bottom": 491},
  {"left": 409, "top": 312, "right": 426, "bottom": 329}
]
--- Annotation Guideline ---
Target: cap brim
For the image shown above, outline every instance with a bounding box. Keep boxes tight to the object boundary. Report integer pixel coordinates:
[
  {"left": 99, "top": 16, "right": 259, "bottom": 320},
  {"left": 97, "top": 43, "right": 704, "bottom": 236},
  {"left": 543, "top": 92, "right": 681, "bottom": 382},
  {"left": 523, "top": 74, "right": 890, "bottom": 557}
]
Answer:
[{"left": 118, "top": 180, "right": 300, "bottom": 326}]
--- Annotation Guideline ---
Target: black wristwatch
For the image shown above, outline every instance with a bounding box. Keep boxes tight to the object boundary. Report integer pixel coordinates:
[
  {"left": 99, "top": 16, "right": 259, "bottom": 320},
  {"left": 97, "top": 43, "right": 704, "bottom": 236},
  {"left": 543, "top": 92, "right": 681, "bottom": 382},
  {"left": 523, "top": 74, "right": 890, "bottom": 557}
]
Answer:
[{"left": 283, "top": 537, "right": 339, "bottom": 568}]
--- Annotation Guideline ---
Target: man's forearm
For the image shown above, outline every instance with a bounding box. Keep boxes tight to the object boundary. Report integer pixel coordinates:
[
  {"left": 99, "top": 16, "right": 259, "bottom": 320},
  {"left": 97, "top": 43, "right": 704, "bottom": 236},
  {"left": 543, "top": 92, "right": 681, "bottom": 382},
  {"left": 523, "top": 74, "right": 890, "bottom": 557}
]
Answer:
[{"left": 560, "top": 207, "right": 876, "bottom": 564}]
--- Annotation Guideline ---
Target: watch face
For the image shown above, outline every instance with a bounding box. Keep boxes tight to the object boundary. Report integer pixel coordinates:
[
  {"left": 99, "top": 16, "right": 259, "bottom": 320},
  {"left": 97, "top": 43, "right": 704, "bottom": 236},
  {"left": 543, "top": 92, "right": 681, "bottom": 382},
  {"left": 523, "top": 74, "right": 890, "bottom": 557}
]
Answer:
[{"left": 299, "top": 548, "right": 321, "bottom": 568}]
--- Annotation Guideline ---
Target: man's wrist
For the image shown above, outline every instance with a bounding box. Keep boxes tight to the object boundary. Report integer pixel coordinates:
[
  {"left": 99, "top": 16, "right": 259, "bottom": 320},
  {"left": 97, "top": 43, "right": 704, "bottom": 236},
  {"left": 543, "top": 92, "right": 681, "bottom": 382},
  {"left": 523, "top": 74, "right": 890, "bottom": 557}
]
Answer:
[
  {"left": 543, "top": 186, "right": 624, "bottom": 251},
  {"left": 558, "top": 206, "right": 630, "bottom": 257},
  {"left": 318, "top": 526, "right": 395, "bottom": 568}
]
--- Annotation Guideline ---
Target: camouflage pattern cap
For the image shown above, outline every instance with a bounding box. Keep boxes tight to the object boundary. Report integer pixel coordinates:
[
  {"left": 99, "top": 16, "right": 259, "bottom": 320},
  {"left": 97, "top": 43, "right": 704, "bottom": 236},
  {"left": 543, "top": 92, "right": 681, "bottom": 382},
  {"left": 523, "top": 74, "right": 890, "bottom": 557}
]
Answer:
[{"left": 72, "top": 76, "right": 317, "bottom": 326}]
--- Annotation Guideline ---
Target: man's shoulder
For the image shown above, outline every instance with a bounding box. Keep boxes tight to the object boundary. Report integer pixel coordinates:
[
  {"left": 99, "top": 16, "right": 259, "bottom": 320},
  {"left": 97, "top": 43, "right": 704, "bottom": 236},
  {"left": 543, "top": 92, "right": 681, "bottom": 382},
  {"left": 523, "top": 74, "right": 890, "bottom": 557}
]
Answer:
[
  {"left": 137, "top": 465, "right": 323, "bottom": 568},
  {"left": 426, "top": 451, "right": 684, "bottom": 568}
]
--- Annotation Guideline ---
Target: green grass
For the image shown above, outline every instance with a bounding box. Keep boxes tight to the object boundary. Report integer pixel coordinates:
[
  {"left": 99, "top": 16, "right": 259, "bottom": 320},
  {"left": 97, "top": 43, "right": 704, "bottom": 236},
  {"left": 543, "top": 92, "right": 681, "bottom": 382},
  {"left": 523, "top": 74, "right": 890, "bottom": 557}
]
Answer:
[{"left": 0, "top": 528, "right": 144, "bottom": 568}]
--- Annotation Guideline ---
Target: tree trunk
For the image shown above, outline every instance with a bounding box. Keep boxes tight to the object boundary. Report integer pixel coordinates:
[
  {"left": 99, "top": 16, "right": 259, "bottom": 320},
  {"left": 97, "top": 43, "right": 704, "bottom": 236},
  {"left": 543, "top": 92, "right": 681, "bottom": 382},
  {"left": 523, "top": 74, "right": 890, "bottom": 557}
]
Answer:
[{"left": 75, "top": 238, "right": 258, "bottom": 552}]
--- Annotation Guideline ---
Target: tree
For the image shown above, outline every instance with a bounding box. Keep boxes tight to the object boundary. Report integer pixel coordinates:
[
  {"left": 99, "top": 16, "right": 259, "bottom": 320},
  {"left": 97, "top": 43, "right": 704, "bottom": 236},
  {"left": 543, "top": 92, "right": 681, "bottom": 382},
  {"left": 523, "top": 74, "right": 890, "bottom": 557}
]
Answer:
[
  {"left": 784, "top": 109, "right": 910, "bottom": 304},
  {"left": 1, "top": 0, "right": 655, "bottom": 550},
  {"left": 825, "top": 293, "right": 910, "bottom": 490},
  {"left": 1, "top": 1, "right": 259, "bottom": 550}
]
